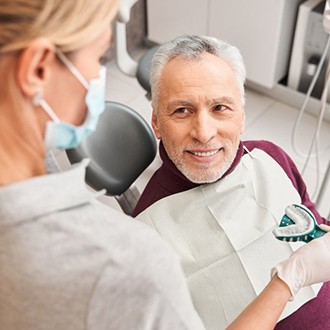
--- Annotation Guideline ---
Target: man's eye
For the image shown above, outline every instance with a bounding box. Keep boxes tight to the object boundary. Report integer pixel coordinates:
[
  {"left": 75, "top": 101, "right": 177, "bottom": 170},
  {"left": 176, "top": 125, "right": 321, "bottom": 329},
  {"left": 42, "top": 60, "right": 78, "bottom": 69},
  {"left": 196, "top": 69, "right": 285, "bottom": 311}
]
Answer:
[
  {"left": 214, "top": 104, "right": 228, "bottom": 112},
  {"left": 174, "top": 108, "right": 189, "bottom": 114}
]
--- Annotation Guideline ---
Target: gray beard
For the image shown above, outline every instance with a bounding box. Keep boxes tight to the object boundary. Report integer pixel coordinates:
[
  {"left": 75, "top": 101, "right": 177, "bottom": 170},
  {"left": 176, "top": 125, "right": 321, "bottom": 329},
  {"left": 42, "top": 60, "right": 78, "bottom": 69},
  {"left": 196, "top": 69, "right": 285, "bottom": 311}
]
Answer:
[{"left": 176, "top": 158, "right": 233, "bottom": 184}]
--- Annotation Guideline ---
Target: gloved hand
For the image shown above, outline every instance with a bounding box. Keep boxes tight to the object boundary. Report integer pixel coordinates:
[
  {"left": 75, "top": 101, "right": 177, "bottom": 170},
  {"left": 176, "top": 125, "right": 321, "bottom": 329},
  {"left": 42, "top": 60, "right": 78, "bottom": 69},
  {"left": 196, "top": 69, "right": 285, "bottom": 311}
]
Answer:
[{"left": 272, "top": 224, "right": 330, "bottom": 298}]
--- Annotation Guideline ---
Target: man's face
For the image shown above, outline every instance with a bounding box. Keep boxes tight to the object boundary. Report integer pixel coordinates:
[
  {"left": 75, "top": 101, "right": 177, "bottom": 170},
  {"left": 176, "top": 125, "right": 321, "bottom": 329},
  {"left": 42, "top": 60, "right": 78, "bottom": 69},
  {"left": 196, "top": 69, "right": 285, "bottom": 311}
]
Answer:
[{"left": 152, "top": 52, "right": 245, "bottom": 183}]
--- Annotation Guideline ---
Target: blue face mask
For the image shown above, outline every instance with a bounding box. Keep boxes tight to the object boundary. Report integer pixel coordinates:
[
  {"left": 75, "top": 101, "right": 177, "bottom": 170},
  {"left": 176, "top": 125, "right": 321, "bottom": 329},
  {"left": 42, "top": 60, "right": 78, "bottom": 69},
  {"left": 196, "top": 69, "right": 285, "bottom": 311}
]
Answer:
[{"left": 34, "top": 49, "right": 107, "bottom": 150}]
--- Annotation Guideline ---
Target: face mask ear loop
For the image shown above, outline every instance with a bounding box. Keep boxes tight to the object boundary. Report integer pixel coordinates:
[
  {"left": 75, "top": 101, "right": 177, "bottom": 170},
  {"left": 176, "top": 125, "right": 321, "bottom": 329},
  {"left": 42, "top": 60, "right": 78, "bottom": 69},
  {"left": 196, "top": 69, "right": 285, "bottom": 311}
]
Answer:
[
  {"left": 55, "top": 48, "right": 89, "bottom": 90},
  {"left": 33, "top": 92, "right": 61, "bottom": 123}
]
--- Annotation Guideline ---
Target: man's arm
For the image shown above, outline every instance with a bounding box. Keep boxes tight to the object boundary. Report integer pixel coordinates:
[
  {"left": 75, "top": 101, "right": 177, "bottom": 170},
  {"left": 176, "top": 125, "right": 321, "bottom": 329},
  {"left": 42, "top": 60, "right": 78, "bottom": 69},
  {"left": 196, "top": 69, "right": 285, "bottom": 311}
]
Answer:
[{"left": 244, "top": 140, "right": 329, "bottom": 226}]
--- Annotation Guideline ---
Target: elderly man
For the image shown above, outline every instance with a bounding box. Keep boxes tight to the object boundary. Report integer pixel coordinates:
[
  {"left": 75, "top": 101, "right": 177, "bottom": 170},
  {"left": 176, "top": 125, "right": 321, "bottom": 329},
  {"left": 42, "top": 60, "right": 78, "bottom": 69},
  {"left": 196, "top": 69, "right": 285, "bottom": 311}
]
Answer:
[{"left": 133, "top": 35, "right": 330, "bottom": 329}]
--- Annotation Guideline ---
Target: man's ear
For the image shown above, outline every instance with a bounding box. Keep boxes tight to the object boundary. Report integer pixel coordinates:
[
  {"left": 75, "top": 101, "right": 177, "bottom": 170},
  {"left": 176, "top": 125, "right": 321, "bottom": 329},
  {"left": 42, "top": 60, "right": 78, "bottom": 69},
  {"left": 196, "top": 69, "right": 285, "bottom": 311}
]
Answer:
[
  {"left": 240, "top": 110, "right": 246, "bottom": 135},
  {"left": 151, "top": 109, "right": 161, "bottom": 139},
  {"left": 17, "top": 38, "right": 56, "bottom": 98}
]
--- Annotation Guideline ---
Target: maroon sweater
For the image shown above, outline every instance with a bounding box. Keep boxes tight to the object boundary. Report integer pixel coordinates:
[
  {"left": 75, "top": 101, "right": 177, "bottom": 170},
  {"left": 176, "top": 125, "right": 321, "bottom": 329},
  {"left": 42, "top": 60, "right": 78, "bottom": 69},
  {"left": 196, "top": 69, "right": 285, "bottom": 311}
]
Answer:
[{"left": 133, "top": 140, "right": 330, "bottom": 329}]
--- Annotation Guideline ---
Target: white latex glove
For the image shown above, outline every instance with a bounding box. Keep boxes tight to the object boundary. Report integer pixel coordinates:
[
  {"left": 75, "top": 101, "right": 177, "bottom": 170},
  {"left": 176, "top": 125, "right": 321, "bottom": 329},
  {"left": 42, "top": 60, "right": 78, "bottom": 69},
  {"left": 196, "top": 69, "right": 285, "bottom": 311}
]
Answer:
[{"left": 272, "top": 225, "right": 330, "bottom": 298}]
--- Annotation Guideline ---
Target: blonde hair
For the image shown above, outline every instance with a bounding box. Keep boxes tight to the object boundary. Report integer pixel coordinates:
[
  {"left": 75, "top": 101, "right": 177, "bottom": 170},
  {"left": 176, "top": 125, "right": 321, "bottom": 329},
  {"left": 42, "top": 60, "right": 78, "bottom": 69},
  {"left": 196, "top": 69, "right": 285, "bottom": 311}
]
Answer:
[{"left": 0, "top": 0, "right": 119, "bottom": 54}]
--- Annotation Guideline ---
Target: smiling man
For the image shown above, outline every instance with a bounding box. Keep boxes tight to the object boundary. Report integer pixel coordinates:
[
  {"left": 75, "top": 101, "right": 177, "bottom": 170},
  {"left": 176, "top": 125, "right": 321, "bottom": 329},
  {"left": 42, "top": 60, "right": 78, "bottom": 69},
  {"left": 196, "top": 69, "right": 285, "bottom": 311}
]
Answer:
[
  {"left": 152, "top": 51, "right": 244, "bottom": 184},
  {"left": 133, "top": 35, "right": 330, "bottom": 329}
]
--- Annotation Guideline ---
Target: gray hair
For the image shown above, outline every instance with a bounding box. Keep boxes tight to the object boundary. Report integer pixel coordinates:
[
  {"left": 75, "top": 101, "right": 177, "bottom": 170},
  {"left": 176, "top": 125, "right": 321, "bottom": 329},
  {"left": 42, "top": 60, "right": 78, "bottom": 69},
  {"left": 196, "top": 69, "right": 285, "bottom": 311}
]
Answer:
[{"left": 150, "top": 34, "right": 246, "bottom": 107}]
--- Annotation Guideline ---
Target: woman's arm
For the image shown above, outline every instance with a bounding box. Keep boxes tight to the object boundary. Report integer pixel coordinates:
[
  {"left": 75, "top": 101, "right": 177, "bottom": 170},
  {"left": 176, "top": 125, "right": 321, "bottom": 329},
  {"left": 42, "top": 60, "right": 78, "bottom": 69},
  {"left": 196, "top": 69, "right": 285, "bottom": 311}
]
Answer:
[
  {"left": 227, "top": 275, "right": 290, "bottom": 330},
  {"left": 228, "top": 227, "right": 330, "bottom": 330}
]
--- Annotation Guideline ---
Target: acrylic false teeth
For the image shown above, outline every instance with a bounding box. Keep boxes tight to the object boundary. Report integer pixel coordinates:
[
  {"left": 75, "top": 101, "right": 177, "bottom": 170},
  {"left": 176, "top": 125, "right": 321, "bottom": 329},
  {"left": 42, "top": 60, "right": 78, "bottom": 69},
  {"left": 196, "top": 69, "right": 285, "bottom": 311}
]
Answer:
[{"left": 273, "top": 204, "right": 327, "bottom": 243}]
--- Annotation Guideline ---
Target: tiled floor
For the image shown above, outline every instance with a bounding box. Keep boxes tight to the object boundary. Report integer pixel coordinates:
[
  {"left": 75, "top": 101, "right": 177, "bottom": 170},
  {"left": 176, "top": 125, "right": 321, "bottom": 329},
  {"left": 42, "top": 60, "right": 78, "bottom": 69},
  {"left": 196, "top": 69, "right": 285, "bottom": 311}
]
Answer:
[{"left": 57, "top": 51, "right": 330, "bottom": 218}]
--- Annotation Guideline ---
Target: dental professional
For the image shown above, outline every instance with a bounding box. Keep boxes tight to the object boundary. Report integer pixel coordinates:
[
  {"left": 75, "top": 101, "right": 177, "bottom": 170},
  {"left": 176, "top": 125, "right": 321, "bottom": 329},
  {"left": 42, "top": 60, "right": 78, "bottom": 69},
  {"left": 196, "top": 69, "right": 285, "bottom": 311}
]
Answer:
[
  {"left": 0, "top": 1, "right": 206, "bottom": 329},
  {"left": 134, "top": 35, "right": 330, "bottom": 329}
]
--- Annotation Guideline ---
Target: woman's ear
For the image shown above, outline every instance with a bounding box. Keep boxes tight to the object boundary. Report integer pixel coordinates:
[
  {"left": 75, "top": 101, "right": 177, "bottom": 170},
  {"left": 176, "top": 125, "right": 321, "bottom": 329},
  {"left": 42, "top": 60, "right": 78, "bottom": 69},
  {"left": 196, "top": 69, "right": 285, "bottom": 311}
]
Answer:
[
  {"left": 16, "top": 38, "right": 56, "bottom": 98},
  {"left": 151, "top": 109, "right": 161, "bottom": 139}
]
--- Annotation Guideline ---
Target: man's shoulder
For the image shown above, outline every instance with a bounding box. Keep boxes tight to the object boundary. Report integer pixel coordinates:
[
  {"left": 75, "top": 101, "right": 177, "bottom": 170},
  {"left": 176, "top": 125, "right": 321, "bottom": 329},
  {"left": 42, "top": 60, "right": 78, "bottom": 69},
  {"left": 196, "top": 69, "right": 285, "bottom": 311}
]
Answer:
[
  {"left": 243, "top": 139, "right": 284, "bottom": 152},
  {"left": 243, "top": 140, "right": 291, "bottom": 162}
]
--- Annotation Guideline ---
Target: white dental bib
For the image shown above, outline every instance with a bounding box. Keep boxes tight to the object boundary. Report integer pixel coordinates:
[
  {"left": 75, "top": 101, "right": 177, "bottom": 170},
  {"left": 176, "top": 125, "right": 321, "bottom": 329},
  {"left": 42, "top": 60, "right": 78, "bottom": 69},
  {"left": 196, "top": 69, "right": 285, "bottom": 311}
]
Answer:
[{"left": 137, "top": 148, "right": 321, "bottom": 329}]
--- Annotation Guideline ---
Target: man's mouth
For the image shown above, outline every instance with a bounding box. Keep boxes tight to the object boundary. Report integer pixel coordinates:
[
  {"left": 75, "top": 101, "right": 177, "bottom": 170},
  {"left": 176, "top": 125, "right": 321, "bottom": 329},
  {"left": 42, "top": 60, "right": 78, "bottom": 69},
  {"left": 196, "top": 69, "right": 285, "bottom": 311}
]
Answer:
[{"left": 188, "top": 149, "right": 219, "bottom": 157}]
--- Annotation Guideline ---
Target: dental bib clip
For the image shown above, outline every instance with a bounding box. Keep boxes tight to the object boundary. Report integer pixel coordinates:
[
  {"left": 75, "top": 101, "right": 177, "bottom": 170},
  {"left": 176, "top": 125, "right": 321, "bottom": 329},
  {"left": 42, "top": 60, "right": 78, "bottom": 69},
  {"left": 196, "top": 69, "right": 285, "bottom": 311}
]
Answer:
[{"left": 273, "top": 204, "right": 327, "bottom": 243}]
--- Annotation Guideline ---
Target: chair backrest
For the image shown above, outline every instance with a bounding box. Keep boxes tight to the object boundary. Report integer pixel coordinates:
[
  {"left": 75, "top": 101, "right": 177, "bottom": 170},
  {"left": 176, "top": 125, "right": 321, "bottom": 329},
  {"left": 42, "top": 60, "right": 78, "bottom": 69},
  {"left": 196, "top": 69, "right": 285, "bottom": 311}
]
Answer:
[
  {"left": 136, "top": 45, "right": 159, "bottom": 97},
  {"left": 66, "top": 101, "right": 157, "bottom": 214}
]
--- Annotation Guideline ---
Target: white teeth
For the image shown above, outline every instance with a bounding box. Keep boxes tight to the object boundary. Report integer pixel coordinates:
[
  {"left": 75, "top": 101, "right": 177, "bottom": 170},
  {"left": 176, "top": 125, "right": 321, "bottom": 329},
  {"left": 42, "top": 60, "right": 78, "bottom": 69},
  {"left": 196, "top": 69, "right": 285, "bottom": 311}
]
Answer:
[{"left": 191, "top": 150, "right": 218, "bottom": 157}]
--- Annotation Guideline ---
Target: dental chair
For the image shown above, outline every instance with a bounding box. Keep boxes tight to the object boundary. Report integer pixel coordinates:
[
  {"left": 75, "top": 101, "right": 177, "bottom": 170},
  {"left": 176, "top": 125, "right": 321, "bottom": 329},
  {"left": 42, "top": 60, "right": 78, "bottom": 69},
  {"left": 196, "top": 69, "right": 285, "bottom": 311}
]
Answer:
[
  {"left": 66, "top": 101, "right": 157, "bottom": 215},
  {"left": 116, "top": 0, "right": 159, "bottom": 99}
]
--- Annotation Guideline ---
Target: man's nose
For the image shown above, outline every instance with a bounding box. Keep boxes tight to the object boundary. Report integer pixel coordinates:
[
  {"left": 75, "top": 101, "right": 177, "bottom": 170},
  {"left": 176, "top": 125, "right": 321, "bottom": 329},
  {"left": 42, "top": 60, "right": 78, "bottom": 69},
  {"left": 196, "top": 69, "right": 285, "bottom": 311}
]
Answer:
[{"left": 190, "top": 111, "right": 217, "bottom": 143}]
